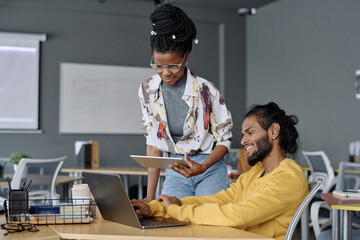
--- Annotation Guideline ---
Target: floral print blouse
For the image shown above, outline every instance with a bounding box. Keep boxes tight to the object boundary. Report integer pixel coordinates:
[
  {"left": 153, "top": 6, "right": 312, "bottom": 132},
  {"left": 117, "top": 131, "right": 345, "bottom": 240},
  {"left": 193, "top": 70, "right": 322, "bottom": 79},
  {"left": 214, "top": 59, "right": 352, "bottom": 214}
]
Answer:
[{"left": 138, "top": 69, "right": 233, "bottom": 155}]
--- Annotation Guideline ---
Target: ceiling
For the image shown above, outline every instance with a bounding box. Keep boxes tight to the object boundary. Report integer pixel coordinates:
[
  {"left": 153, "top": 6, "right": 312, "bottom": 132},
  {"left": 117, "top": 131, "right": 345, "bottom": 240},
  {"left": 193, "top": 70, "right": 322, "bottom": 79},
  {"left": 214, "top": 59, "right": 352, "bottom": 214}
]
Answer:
[{"left": 136, "top": 0, "right": 279, "bottom": 12}]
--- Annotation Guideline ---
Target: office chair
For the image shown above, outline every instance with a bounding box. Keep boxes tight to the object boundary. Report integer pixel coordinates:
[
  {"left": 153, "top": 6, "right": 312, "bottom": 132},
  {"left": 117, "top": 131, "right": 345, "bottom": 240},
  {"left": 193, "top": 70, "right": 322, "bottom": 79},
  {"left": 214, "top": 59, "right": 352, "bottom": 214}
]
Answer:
[
  {"left": 12, "top": 157, "right": 66, "bottom": 199},
  {"left": 302, "top": 150, "right": 337, "bottom": 236},
  {"left": 302, "top": 151, "right": 337, "bottom": 194},
  {"left": 0, "top": 156, "right": 66, "bottom": 207},
  {"left": 285, "top": 183, "right": 322, "bottom": 240}
]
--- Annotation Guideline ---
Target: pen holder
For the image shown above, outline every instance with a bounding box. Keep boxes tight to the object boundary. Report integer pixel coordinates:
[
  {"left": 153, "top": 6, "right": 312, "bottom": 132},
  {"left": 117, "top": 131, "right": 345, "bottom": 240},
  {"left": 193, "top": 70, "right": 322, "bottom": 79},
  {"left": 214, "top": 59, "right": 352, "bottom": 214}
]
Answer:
[{"left": 8, "top": 189, "right": 29, "bottom": 215}]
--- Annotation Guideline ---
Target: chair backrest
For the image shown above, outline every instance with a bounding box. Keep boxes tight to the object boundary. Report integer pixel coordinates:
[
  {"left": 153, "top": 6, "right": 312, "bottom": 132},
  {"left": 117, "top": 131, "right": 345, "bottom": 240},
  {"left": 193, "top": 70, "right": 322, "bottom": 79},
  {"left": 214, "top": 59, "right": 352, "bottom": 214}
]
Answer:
[
  {"left": 302, "top": 151, "right": 336, "bottom": 192},
  {"left": 336, "top": 161, "right": 360, "bottom": 191},
  {"left": 11, "top": 156, "right": 66, "bottom": 199},
  {"left": 285, "top": 183, "right": 322, "bottom": 240}
]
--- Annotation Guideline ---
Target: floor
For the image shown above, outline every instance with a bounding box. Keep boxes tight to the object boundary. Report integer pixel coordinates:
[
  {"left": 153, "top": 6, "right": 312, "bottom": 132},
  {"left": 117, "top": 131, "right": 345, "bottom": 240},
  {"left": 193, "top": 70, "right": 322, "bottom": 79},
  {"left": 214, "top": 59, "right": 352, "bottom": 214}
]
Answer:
[{"left": 293, "top": 225, "right": 316, "bottom": 240}]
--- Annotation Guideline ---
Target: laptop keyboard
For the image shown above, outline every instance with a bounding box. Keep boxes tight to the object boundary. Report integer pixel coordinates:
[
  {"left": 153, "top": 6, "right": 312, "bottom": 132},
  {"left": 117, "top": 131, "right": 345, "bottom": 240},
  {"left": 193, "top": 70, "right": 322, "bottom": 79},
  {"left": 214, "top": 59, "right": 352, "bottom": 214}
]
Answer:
[{"left": 139, "top": 217, "right": 173, "bottom": 227}]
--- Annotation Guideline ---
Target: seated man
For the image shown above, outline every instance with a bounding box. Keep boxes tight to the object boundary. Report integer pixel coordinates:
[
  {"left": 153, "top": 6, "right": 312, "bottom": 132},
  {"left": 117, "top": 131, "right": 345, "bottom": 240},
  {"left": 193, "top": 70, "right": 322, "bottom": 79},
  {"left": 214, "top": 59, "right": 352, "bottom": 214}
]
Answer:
[{"left": 132, "top": 102, "right": 308, "bottom": 240}]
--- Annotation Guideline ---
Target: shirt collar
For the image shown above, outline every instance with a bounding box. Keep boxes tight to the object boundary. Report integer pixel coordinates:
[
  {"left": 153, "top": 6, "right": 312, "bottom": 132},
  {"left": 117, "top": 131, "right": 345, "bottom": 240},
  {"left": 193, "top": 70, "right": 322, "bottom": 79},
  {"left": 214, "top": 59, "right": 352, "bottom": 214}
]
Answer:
[
  {"left": 183, "top": 68, "right": 198, "bottom": 97},
  {"left": 148, "top": 68, "right": 198, "bottom": 97}
]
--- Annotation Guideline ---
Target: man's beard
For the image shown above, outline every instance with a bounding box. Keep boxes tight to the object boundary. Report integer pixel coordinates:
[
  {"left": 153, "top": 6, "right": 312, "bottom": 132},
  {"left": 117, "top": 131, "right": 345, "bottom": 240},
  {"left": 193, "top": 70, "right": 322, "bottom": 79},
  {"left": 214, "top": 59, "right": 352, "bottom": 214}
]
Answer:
[{"left": 247, "top": 134, "right": 273, "bottom": 166}]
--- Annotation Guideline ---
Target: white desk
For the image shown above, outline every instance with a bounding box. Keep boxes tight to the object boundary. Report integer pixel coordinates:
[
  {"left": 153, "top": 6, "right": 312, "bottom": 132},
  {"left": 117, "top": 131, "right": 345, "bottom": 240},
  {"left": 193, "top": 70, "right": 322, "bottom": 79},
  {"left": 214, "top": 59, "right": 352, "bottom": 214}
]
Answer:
[
  {"left": 0, "top": 215, "right": 59, "bottom": 240},
  {"left": 49, "top": 218, "right": 274, "bottom": 240}
]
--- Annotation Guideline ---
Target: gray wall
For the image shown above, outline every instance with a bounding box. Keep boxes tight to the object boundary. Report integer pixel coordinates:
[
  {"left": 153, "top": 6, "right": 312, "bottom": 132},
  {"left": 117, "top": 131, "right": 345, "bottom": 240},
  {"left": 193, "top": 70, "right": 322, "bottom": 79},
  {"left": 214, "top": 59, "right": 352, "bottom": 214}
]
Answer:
[
  {"left": 0, "top": 0, "right": 246, "bottom": 168},
  {"left": 247, "top": 0, "right": 360, "bottom": 167}
]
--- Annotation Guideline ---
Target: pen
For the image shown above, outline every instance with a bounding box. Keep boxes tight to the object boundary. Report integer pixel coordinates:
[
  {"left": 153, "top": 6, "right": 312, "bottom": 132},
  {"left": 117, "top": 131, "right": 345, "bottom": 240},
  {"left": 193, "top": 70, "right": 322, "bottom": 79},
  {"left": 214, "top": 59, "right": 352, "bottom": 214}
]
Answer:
[
  {"left": 26, "top": 180, "right": 32, "bottom": 191},
  {"left": 21, "top": 180, "right": 27, "bottom": 191},
  {"left": 7, "top": 176, "right": 11, "bottom": 190}
]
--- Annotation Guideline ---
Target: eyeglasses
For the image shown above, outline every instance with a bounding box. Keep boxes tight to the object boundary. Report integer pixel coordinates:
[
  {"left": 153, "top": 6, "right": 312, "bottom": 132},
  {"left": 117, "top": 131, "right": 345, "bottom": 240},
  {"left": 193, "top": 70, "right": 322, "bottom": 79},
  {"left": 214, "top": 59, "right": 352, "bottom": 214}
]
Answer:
[
  {"left": 1, "top": 223, "right": 38, "bottom": 235},
  {"left": 150, "top": 55, "right": 186, "bottom": 73}
]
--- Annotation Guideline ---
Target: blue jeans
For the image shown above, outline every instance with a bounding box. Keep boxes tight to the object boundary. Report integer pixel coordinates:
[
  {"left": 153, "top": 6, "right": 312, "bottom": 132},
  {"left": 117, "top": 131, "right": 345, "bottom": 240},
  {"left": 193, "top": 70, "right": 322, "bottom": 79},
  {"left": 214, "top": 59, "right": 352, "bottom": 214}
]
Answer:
[{"left": 161, "top": 153, "right": 229, "bottom": 199}]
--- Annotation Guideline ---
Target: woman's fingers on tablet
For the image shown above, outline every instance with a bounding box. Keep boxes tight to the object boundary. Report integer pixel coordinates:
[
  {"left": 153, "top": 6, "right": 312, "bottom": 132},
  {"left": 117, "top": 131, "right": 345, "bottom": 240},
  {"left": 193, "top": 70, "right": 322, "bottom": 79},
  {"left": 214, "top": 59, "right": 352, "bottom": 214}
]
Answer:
[{"left": 169, "top": 164, "right": 189, "bottom": 177}]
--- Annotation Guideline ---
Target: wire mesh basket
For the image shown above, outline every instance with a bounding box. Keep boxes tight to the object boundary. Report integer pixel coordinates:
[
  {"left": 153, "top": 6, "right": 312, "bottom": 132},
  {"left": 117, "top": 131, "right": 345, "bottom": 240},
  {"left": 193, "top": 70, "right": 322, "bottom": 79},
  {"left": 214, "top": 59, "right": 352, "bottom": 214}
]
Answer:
[{"left": 4, "top": 198, "right": 97, "bottom": 225}]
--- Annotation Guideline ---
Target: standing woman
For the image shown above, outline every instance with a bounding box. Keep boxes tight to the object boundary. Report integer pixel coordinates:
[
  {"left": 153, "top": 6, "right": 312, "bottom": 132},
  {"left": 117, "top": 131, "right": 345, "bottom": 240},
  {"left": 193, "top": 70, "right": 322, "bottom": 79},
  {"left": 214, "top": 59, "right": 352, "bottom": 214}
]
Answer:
[{"left": 138, "top": 3, "right": 233, "bottom": 202}]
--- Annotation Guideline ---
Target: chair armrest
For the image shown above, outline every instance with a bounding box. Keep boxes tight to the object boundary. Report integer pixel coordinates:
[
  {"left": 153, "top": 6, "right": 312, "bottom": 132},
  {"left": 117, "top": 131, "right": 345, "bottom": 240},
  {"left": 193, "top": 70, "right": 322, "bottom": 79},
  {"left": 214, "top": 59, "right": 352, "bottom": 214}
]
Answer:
[
  {"left": 310, "top": 200, "right": 331, "bottom": 237},
  {"left": 322, "top": 176, "right": 337, "bottom": 193}
]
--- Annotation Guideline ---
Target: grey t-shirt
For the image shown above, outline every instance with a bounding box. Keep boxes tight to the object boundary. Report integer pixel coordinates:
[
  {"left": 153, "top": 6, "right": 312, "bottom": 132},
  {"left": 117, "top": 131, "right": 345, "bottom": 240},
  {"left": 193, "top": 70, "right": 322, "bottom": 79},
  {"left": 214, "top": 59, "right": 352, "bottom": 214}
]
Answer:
[{"left": 161, "top": 74, "right": 189, "bottom": 144}]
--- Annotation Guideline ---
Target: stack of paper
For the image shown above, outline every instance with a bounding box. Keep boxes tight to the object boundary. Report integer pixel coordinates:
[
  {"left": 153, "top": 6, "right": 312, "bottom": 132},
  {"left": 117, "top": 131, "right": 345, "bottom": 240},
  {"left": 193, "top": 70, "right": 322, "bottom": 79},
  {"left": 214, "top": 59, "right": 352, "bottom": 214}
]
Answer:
[
  {"left": 72, "top": 184, "right": 91, "bottom": 205},
  {"left": 333, "top": 190, "right": 360, "bottom": 199},
  {"left": 60, "top": 205, "right": 89, "bottom": 219}
]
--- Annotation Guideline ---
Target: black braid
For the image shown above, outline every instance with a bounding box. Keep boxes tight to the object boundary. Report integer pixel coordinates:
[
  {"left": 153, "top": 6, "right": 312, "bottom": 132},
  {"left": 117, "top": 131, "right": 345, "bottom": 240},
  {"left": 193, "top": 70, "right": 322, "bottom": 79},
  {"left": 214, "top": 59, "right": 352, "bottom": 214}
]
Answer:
[{"left": 150, "top": 3, "right": 197, "bottom": 54}]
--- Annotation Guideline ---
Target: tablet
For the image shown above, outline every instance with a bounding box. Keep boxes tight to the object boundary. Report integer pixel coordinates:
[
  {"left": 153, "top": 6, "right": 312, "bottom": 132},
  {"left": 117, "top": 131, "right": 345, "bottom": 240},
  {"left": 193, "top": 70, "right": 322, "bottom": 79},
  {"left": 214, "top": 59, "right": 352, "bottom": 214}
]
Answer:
[{"left": 130, "top": 155, "right": 189, "bottom": 169}]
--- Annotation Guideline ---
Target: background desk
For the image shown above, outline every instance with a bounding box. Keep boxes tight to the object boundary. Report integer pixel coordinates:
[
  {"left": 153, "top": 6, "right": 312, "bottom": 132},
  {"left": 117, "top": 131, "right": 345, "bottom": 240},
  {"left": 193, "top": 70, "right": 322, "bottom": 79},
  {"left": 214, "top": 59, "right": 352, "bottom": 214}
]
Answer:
[
  {"left": 322, "top": 192, "right": 360, "bottom": 240},
  {"left": 0, "top": 175, "right": 83, "bottom": 187},
  {"left": 0, "top": 175, "right": 83, "bottom": 199},
  {"left": 301, "top": 166, "right": 339, "bottom": 178},
  {"left": 49, "top": 218, "right": 273, "bottom": 240},
  {"left": 62, "top": 167, "right": 166, "bottom": 199}
]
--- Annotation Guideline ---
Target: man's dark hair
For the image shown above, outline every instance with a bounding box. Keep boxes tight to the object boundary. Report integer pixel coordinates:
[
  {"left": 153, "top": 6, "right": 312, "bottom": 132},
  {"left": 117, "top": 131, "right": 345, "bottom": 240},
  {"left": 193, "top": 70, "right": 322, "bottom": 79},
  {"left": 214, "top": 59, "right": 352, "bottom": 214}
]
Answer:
[
  {"left": 150, "top": 3, "right": 197, "bottom": 55},
  {"left": 244, "top": 102, "right": 299, "bottom": 155}
]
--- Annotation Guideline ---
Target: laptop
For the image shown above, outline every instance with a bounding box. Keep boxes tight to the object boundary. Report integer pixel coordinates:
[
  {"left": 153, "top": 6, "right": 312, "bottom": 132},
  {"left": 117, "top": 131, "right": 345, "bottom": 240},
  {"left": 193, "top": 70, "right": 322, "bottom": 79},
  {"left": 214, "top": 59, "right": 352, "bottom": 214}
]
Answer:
[{"left": 83, "top": 172, "right": 190, "bottom": 229}]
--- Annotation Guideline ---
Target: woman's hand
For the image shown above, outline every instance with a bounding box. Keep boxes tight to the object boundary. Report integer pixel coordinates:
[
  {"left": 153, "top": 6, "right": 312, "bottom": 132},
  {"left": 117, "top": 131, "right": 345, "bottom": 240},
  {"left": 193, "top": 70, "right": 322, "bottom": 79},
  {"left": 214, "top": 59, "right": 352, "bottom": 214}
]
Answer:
[
  {"left": 142, "top": 196, "right": 153, "bottom": 203},
  {"left": 157, "top": 195, "right": 181, "bottom": 210},
  {"left": 169, "top": 153, "right": 206, "bottom": 178},
  {"left": 131, "top": 199, "right": 152, "bottom": 217}
]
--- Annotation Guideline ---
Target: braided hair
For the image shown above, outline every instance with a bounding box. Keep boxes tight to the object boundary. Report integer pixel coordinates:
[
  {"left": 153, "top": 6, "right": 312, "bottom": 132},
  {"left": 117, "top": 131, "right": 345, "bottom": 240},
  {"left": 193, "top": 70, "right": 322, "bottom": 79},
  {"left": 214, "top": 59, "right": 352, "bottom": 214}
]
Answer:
[
  {"left": 150, "top": 3, "right": 197, "bottom": 55},
  {"left": 245, "top": 102, "right": 299, "bottom": 156}
]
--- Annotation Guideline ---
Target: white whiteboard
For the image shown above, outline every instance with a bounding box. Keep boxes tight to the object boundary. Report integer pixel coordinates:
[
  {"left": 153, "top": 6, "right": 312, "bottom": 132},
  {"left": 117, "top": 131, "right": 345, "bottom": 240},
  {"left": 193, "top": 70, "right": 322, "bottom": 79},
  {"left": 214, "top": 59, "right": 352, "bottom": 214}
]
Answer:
[{"left": 59, "top": 62, "right": 154, "bottom": 134}]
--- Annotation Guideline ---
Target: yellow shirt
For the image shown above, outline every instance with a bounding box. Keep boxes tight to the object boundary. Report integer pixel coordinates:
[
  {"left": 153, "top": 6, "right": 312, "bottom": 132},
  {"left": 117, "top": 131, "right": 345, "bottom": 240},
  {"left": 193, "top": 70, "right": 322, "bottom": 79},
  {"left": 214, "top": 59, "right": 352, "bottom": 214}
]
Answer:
[{"left": 148, "top": 158, "right": 308, "bottom": 240}]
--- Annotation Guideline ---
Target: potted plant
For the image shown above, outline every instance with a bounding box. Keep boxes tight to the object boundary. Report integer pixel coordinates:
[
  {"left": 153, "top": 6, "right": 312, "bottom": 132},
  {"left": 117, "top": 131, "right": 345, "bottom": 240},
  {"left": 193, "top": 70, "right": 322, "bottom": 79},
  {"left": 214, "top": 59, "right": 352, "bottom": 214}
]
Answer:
[{"left": 9, "top": 152, "right": 32, "bottom": 172}]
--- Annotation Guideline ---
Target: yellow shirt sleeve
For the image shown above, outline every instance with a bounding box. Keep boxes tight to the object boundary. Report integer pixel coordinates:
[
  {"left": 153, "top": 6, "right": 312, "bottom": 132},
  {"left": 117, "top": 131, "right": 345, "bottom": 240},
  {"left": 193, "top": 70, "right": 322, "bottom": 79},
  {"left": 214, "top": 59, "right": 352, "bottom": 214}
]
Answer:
[
  {"left": 147, "top": 179, "right": 240, "bottom": 217},
  {"left": 166, "top": 164, "right": 307, "bottom": 229},
  {"left": 147, "top": 200, "right": 169, "bottom": 218}
]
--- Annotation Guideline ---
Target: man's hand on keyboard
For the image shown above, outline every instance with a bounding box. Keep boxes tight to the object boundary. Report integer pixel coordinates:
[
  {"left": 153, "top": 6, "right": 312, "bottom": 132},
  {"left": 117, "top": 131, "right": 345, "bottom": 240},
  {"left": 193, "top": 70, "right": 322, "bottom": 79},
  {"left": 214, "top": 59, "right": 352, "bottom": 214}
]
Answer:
[{"left": 131, "top": 199, "right": 152, "bottom": 217}]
